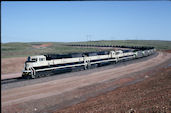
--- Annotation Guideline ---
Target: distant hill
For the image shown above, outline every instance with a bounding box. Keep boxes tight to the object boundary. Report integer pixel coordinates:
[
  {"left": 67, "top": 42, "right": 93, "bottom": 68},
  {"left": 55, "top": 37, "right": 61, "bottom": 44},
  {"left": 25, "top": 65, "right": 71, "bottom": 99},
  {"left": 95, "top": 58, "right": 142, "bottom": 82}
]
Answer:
[
  {"left": 2, "top": 40, "right": 171, "bottom": 58},
  {"left": 1, "top": 42, "right": 99, "bottom": 58}
]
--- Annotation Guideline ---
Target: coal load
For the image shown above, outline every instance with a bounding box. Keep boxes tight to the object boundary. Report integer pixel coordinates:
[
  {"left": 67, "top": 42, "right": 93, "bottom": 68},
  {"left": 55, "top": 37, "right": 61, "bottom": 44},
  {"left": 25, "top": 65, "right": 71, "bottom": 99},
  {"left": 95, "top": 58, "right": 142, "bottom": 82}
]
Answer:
[
  {"left": 84, "top": 52, "right": 98, "bottom": 56},
  {"left": 45, "top": 53, "right": 83, "bottom": 60},
  {"left": 133, "top": 49, "right": 139, "bottom": 52},
  {"left": 122, "top": 50, "right": 133, "bottom": 53},
  {"left": 44, "top": 54, "right": 62, "bottom": 60},
  {"left": 97, "top": 51, "right": 109, "bottom": 55},
  {"left": 61, "top": 53, "right": 83, "bottom": 58}
]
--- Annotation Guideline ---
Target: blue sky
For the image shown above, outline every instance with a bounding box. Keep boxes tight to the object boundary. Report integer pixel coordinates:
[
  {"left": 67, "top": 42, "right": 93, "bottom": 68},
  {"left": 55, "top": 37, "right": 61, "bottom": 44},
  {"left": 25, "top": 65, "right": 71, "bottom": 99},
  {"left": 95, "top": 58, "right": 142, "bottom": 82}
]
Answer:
[{"left": 1, "top": 1, "right": 171, "bottom": 43}]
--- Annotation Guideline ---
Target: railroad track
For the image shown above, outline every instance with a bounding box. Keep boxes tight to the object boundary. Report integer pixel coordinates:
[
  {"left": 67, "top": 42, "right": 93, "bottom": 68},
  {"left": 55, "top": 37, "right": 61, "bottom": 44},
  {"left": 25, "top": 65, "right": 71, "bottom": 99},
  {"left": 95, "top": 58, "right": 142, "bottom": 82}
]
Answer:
[{"left": 1, "top": 77, "right": 25, "bottom": 84}]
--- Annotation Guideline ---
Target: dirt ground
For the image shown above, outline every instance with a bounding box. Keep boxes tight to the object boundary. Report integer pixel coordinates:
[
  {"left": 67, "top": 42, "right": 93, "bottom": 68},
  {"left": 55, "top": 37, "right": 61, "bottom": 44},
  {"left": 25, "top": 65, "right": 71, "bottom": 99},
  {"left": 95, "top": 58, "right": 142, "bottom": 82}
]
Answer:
[
  {"left": 1, "top": 57, "right": 27, "bottom": 75},
  {"left": 1, "top": 51, "right": 171, "bottom": 113},
  {"left": 32, "top": 43, "right": 52, "bottom": 49},
  {"left": 54, "top": 50, "right": 171, "bottom": 113},
  {"left": 55, "top": 62, "right": 171, "bottom": 113}
]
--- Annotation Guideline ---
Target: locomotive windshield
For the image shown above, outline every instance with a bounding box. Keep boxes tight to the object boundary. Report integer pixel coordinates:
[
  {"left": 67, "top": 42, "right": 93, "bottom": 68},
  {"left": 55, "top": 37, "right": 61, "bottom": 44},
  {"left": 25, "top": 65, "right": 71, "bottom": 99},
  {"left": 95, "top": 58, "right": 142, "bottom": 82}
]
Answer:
[
  {"left": 27, "top": 56, "right": 31, "bottom": 61},
  {"left": 31, "top": 58, "right": 37, "bottom": 61},
  {"left": 27, "top": 56, "right": 37, "bottom": 62}
]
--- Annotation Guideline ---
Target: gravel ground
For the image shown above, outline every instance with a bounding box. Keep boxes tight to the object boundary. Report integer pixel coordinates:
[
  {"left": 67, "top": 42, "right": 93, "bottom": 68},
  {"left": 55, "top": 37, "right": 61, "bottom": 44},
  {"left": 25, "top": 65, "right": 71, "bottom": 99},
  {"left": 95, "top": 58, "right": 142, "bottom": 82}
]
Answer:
[{"left": 55, "top": 59, "right": 171, "bottom": 113}]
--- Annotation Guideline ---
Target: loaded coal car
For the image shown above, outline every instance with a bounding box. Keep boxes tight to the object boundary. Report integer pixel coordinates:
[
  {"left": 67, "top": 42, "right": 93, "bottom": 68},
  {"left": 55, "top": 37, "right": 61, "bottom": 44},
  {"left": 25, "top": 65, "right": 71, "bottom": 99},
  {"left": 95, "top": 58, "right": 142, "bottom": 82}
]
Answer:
[{"left": 97, "top": 51, "right": 110, "bottom": 55}]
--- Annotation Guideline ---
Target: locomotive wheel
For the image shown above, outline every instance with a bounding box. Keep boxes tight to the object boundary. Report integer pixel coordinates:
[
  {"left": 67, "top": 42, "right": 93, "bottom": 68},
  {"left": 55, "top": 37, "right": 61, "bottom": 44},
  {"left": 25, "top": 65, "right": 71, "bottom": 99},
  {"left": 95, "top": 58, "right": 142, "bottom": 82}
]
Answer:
[
  {"left": 90, "top": 64, "right": 98, "bottom": 69},
  {"left": 31, "top": 75, "right": 36, "bottom": 79},
  {"left": 23, "top": 75, "right": 31, "bottom": 79},
  {"left": 97, "top": 63, "right": 102, "bottom": 67},
  {"left": 87, "top": 64, "right": 91, "bottom": 69},
  {"left": 72, "top": 66, "right": 82, "bottom": 72}
]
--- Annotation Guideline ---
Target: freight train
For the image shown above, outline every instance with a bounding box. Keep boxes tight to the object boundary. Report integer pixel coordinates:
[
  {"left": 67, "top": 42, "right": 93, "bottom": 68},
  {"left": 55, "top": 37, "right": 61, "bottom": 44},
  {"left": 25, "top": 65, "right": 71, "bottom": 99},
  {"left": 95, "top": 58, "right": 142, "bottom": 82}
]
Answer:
[{"left": 22, "top": 46, "right": 156, "bottom": 79}]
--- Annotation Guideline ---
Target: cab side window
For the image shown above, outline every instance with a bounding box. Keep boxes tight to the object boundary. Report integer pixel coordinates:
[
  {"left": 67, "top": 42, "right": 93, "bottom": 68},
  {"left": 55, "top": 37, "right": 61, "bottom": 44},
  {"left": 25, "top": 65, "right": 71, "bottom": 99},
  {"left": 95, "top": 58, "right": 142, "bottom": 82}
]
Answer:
[
  {"left": 116, "top": 52, "right": 120, "bottom": 55},
  {"left": 27, "top": 56, "right": 31, "bottom": 61},
  {"left": 32, "top": 58, "right": 37, "bottom": 62},
  {"left": 39, "top": 58, "right": 44, "bottom": 61}
]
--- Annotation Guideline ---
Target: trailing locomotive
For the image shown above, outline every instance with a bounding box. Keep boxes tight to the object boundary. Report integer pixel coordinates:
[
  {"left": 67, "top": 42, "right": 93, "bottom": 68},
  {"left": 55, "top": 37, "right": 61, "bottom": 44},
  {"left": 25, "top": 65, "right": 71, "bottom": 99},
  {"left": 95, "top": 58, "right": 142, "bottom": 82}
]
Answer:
[{"left": 22, "top": 47, "right": 156, "bottom": 79}]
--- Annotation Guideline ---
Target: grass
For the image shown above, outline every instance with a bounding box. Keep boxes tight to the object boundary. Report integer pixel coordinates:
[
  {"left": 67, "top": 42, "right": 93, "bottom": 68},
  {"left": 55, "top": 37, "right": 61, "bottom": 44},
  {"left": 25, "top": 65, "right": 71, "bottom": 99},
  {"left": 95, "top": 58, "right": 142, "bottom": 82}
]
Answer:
[
  {"left": 1, "top": 42, "right": 100, "bottom": 58},
  {"left": 1, "top": 40, "right": 171, "bottom": 58}
]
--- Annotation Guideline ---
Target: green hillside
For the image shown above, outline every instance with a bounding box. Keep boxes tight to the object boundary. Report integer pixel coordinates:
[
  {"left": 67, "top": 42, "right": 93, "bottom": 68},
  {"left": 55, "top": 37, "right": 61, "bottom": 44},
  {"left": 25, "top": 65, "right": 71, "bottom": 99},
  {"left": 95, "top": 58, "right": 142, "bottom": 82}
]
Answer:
[
  {"left": 1, "top": 40, "right": 171, "bottom": 58},
  {"left": 1, "top": 42, "right": 99, "bottom": 58}
]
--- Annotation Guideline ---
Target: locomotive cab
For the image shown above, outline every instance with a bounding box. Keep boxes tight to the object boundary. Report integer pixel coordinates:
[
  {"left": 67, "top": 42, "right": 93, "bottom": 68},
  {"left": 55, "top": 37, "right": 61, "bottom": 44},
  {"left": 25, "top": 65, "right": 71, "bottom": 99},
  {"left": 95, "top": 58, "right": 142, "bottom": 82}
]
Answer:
[
  {"left": 22, "top": 55, "right": 47, "bottom": 78},
  {"left": 27, "top": 55, "right": 46, "bottom": 62},
  {"left": 25, "top": 55, "right": 46, "bottom": 69}
]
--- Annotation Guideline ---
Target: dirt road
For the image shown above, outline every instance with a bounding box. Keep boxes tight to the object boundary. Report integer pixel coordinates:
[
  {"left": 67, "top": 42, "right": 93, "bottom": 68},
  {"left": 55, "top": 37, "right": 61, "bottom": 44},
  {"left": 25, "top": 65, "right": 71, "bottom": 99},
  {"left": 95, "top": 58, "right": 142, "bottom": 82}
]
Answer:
[
  {"left": 1, "top": 52, "right": 171, "bottom": 113},
  {"left": 1, "top": 57, "right": 26, "bottom": 75}
]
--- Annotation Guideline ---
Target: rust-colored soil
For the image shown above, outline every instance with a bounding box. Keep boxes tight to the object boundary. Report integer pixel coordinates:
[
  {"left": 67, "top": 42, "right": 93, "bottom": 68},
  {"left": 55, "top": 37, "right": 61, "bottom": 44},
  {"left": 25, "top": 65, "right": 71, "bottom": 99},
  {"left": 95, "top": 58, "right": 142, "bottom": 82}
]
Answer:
[
  {"left": 1, "top": 57, "right": 27, "bottom": 75},
  {"left": 56, "top": 66, "right": 171, "bottom": 113},
  {"left": 32, "top": 43, "right": 52, "bottom": 49},
  {"left": 163, "top": 49, "right": 171, "bottom": 53}
]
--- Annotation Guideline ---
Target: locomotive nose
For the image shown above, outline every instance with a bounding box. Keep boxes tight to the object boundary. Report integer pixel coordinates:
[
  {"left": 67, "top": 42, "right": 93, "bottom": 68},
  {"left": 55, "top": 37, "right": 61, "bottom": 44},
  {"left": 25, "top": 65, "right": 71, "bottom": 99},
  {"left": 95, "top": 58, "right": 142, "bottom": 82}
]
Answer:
[
  {"left": 24, "top": 62, "right": 28, "bottom": 70},
  {"left": 24, "top": 61, "right": 32, "bottom": 70}
]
